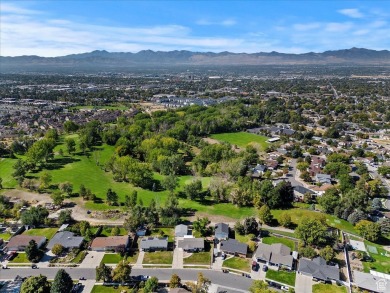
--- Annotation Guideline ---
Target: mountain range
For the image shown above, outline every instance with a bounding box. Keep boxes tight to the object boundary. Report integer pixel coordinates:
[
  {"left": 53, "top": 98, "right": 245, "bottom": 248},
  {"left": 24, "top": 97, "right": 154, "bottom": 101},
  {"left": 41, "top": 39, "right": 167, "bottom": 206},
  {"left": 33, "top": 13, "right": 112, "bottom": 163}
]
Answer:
[{"left": 1, "top": 48, "right": 389, "bottom": 72}]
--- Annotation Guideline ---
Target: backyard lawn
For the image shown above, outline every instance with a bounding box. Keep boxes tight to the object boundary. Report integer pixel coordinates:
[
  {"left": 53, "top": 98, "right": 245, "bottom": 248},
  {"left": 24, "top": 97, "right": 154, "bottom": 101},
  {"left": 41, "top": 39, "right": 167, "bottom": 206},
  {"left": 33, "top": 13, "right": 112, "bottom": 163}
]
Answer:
[
  {"left": 23, "top": 228, "right": 58, "bottom": 240},
  {"left": 362, "top": 240, "right": 390, "bottom": 274},
  {"left": 0, "top": 158, "right": 18, "bottom": 188},
  {"left": 149, "top": 228, "right": 175, "bottom": 242},
  {"left": 0, "top": 232, "right": 12, "bottom": 241},
  {"left": 313, "top": 283, "right": 347, "bottom": 293},
  {"left": 99, "top": 227, "right": 128, "bottom": 237},
  {"left": 143, "top": 251, "right": 173, "bottom": 265},
  {"left": 266, "top": 270, "right": 296, "bottom": 286},
  {"left": 262, "top": 235, "right": 295, "bottom": 251},
  {"left": 183, "top": 252, "right": 211, "bottom": 265},
  {"left": 223, "top": 257, "right": 251, "bottom": 272},
  {"left": 210, "top": 132, "right": 269, "bottom": 149},
  {"left": 9, "top": 253, "right": 30, "bottom": 263}
]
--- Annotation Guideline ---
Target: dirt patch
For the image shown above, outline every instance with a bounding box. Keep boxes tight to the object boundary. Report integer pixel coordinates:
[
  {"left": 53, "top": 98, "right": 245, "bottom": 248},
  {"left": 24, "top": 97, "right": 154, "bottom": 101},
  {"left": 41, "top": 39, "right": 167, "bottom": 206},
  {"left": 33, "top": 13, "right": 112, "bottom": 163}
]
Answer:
[
  {"left": 187, "top": 212, "right": 237, "bottom": 227},
  {"left": 2, "top": 189, "right": 53, "bottom": 206},
  {"left": 202, "top": 137, "right": 221, "bottom": 145}
]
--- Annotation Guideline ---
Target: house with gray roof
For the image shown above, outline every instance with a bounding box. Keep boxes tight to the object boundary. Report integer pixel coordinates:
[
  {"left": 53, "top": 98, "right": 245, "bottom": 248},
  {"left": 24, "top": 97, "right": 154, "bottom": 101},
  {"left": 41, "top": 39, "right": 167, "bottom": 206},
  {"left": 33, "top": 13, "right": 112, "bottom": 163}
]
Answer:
[
  {"left": 215, "top": 223, "right": 229, "bottom": 240},
  {"left": 177, "top": 237, "right": 204, "bottom": 252},
  {"left": 293, "top": 186, "right": 315, "bottom": 201},
  {"left": 315, "top": 173, "right": 332, "bottom": 185},
  {"left": 175, "top": 224, "right": 188, "bottom": 237},
  {"left": 46, "top": 231, "right": 84, "bottom": 250},
  {"left": 140, "top": 237, "right": 168, "bottom": 252},
  {"left": 298, "top": 257, "right": 339, "bottom": 282},
  {"left": 220, "top": 239, "right": 248, "bottom": 257},
  {"left": 353, "top": 270, "right": 388, "bottom": 293},
  {"left": 255, "top": 243, "right": 294, "bottom": 269}
]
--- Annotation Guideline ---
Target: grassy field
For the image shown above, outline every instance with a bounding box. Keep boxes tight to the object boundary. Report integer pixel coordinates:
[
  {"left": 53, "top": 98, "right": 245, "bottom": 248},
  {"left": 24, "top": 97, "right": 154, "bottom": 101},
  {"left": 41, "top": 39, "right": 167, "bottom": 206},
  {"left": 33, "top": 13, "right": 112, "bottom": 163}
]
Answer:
[
  {"left": 0, "top": 158, "right": 18, "bottom": 188},
  {"left": 23, "top": 228, "right": 58, "bottom": 240},
  {"left": 223, "top": 257, "right": 251, "bottom": 272},
  {"left": 362, "top": 240, "right": 390, "bottom": 274},
  {"left": 143, "top": 251, "right": 173, "bottom": 265},
  {"left": 262, "top": 235, "right": 295, "bottom": 251},
  {"left": 91, "top": 285, "right": 132, "bottom": 293},
  {"left": 9, "top": 252, "right": 30, "bottom": 263},
  {"left": 183, "top": 252, "right": 211, "bottom": 265},
  {"left": 313, "top": 284, "right": 347, "bottom": 293},
  {"left": 210, "top": 132, "right": 269, "bottom": 149},
  {"left": 266, "top": 270, "right": 296, "bottom": 286},
  {"left": 0, "top": 232, "right": 12, "bottom": 241}
]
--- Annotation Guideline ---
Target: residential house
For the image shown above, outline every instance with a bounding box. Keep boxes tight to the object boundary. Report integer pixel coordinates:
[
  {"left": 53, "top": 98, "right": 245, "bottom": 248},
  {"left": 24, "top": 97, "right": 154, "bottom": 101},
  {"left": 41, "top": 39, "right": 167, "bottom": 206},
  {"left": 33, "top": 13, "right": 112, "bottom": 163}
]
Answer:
[
  {"left": 252, "top": 164, "right": 267, "bottom": 178},
  {"left": 215, "top": 223, "right": 229, "bottom": 241},
  {"left": 310, "top": 184, "right": 333, "bottom": 196},
  {"left": 177, "top": 237, "right": 204, "bottom": 252},
  {"left": 353, "top": 270, "right": 388, "bottom": 293},
  {"left": 5, "top": 235, "right": 46, "bottom": 251},
  {"left": 255, "top": 243, "right": 294, "bottom": 270},
  {"left": 90, "top": 236, "right": 130, "bottom": 252},
  {"left": 309, "top": 156, "right": 326, "bottom": 177},
  {"left": 175, "top": 224, "right": 188, "bottom": 237},
  {"left": 293, "top": 186, "right": 315, "bottom": 202},
  {"left": 265, "top": 160, "right": 279, "bottom": 170},
  {"left": 140, "top": 237, "right": 168, "bottom": 252},
  {"left": 220, "top": 239, "right": 248, "bottom": 258},
  {"left": 298, "top": 257, "right": 339, "bottom": 282},
  {"left": 46, "top": 231, "right": 84, "bottom": 251},
  {"left": 315, "top": 174, "right": 332, "bottom": 185}
]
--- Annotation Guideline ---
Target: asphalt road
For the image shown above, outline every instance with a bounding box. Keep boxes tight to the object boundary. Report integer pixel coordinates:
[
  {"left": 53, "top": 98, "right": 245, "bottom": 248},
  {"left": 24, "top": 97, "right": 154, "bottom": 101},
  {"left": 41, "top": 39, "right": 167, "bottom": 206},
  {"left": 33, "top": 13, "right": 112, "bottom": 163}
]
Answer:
[{"left": 0, "top": 267, "right": 254, "bottom": 291}]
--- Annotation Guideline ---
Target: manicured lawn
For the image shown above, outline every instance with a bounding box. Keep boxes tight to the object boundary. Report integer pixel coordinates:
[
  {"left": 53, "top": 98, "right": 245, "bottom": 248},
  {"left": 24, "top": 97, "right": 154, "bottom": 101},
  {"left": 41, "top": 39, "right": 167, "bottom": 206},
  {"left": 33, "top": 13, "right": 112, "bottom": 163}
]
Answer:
[
  {"left": 266, "top": 270, "right": 296, "bottom": 286},
  {"left": 235, "top": 234, "right": 254, "bottom": 244},
  {"left": 0, "top": 232, "right": 12, "bottom": 241},
  {"left": 9, "top": 253, "right": 30, "bottom": 263},
  {"left": 362, "top": 240, "right": 390, "bottom": 274},
  {"left": 210, "top": 132, "right": 269, "bottom": 150},
  {"left": 101, "top": 252, "right": 139, "bottom": 264},
  {"left": 149, "top": 228, "right": 175, "bottom": 242},
  {"left": 100, "top": 227, "right": 128, "bottom": 237},
  {"left": 183, "top": 252, "right": 211, "bottom": 265},
  {"left": 0, "top": 158, "right": 18, "bottom": 188},
  {"left": 143, "top": 251, "right": 173, "bottom": 265},
  {"left": 23, "top": 228, "right": 58, "bottom": 240},
  {"left": 91, "top": 285, "right": 132, "bottom": 293},
  {"left": 70, "top": 105, "right": 128, "bottom": 111},
  {"left": 264, "top": 229, "right": 296, "bottom": 238},
  {"left": 313, "top": 283, "right": 347, "bottom": 293},
  {"left": 262, "top": 235, "right": 295, "bottom": 251},
  {"left": 72, "top": 250, "right": 88, "bottom": 263},
  {"left": 223, "top": 257, "right": 251, "bottom": 272}
]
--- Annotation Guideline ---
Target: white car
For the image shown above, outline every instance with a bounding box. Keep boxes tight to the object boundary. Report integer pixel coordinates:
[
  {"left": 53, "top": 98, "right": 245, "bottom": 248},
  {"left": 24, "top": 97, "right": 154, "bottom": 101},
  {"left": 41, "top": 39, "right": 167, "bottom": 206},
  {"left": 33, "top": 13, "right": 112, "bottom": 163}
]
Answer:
[{"left": 281, "top": 285, "right": 290, "bottom": 291}]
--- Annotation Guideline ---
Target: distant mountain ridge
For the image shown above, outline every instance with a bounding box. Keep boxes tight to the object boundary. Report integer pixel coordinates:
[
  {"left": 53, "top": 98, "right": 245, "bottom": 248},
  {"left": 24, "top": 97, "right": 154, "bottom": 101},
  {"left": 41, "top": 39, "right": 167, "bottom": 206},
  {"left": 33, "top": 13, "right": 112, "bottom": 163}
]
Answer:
[{"left": 1, "top": 48, "right": 390, "bottom": 72}]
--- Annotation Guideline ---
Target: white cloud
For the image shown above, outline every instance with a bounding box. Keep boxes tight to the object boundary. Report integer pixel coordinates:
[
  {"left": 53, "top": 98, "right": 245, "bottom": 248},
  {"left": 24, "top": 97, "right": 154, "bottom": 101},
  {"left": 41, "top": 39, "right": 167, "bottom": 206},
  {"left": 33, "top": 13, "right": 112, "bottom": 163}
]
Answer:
[
  {"left": 293, "top": 23, "right": 321, "bottom": 31},
  {"left": 338, "top": 8, "right": 364, "bottom": 18},
  {"left": 196, "top": 18, "right": 236, "bottom": 26},
  {"left": 325, "top": 22, "right": 353, "bottom": 32}
]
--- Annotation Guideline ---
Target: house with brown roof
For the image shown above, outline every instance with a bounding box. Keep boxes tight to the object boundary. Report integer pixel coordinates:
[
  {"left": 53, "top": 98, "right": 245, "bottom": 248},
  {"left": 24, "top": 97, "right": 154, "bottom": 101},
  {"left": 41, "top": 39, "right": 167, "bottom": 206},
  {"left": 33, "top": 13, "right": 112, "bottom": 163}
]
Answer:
[
  {"left": 5, "top": 235, "right": 46, "bottom": 251},
  {"left": 90, "top": 236, "right": 130, "bottom": 252}
]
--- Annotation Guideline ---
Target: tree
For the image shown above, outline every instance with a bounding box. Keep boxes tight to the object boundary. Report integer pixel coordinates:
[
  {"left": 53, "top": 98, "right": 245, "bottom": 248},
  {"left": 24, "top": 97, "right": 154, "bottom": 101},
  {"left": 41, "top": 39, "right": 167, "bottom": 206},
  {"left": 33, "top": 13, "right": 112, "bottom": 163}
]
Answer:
[
  {"left": 193, "top": 217, "right": 209, "bottom": 236},
  {"left": 111, "top": 226, "right": 120, "bottom": 236},
  {"left": 12, "top": 159, "right": 27, "bottom": 178},
  {"left": 258, "top": 205, "right": 273, "bottom": 225},
  {"left": 378, "top": 166, "right": 390, "bottom": 176},
  {"left": 297, "top": 162, "right": 309, "bottom": 172},
  {"left": 295, "top": 218, "right": 328, "bottom": 246},
  {"left": 300, "top": 171, "right": 312, "bottom": 182},
  {"left": 338, "top": 174, "right": 355, "bottom": 194},
  {"left": 185, "top": 272, "right": 211, "bottom": 293},
  {"left": 0, "top": 177, "right": 2, "bottom": 189},
  {"left": 51, "top": 192, "right": 64, "bottom": 207},
  {"left": 26, "top": 138, "right": 55, "bottom": 167},
  {"left": 279, "top": 214, "right": 292, "bottom": 228},
  {"left": 323, "top": 162, "right": 350, "bottom": 178},
  {"left": 144, "top": 276, "right": 159, "bottom": 293},
  {"left": 379, "top": 218, "right": 390, "bottom": 235},
  {"left": 169, "top": 273, "right": 181, "bottom": 288},
  {"left": 249, "top": 280, "right": 276, "bottom": 293},
  {"left": 356, "top": 220, "right": 381, "bottom": 242},
  {"left": 59, "top": 182, "right": 73, "bottom": 196},
  {"left": 162, "top": 173, "right": 179, "bottom": 195},
  {"left": 21, "top": 275, "right": 51, "bottom": 293},
  {"left": 106, "top": 188, "right": 118, "bottom": 206},
  {"left": 51, "top": 244, "right": 64, "bottom": 256},
  {"left": 125, "top": 190, "right": 137, "bottom": 208},
  {"left": 63, "top": 120, "right": 79, "bottom": 133},
  {"left": 58, "top": 209, "right": 72, "bottom": 225},
  {"left": 318, "top": 188, "right": 340, "bottom": 214},
  {"left": 51, "top": 269, "right": 73, "bottom": 293},
  {"left": 25, "top": 240, "right": 42, "bottom": 262},
  {"left": 21, "top": 206, "right": 49, "bottom": 226},
  {"left": 319, "top": 245, "right": 335, "bottom": 263},
  {"left": 243, "top": 217, "right": 258, "bottom": 235},
  {"left": 65, "top": 138, "right": 76, "bottom": 155},
  {"left": 234, "top": 221, "right": 245, "bottom": 235},
  {"left": 112, "top": 261, "right": 131, "bottom": 284},
  {"left": 79, "top": 184, "right": 87, "bottom": 198},
  {"left": 96, "top": 262, "right": 112, "bottom": 282},
  {"left": 347, "top": 210, "right": 367, "bottom": 225},
  {"left": 39, "top": 171, "right": 52, "bottom": 190},
  {"left": 184, "top": 179, "right": 203, "bottom": 200},
  {"left": 298, "top": 244, "right": 317, "bottom": 259}
]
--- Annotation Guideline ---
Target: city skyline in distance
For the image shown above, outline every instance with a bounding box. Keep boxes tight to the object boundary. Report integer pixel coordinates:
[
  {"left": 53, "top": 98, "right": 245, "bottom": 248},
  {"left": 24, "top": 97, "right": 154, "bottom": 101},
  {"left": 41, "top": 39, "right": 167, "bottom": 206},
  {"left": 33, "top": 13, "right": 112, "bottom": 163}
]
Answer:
[{"left": 1, "top": 0, "right": 389, "bottom": 57}]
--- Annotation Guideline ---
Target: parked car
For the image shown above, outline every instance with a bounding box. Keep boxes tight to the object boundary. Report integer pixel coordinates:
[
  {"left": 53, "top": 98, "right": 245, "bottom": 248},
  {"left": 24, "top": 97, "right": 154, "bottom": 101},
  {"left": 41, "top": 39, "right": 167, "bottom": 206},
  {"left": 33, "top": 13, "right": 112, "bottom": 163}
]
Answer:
[
  {"left": 262, "top": 265, "right": 268, "bottom": 272},
  {"left": 222, "top": 269, "right": 229, "bottom": 273},
  {"left": 31, "top": 264, "right": 38, "bottom": 269},
  {"left": 252, "top": 261, "right": 259, "bottom": 271},
  {"left": 281, "top": 286, "right": 290, "bottom": 291},
  {"left": 79, "top": 277, "right": 86, "bottom": 281}
]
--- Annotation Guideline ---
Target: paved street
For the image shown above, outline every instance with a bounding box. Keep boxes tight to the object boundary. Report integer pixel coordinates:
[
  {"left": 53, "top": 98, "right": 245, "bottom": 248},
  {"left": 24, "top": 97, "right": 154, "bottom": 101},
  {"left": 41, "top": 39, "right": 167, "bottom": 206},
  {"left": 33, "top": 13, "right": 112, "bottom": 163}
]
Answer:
[
  {"left": 0, "top": 267, "right": 254, "bottom": 291},
  {"left": 295, "top": 273, "right": 313, "bottom": 293}
]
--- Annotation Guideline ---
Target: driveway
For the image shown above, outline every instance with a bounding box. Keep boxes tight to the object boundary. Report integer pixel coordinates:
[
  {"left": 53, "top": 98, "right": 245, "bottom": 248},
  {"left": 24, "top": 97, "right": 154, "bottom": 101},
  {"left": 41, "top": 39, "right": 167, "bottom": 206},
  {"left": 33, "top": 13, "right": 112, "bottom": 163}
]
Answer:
[
  {"left": 133, "top": 251, "right": 144, "bottom": 268},
  {"left": 79, "top": 251, "right": 105, "bottom": 268},
  {"left": 295, "top": 273, "right": 313, "bottom": 293},
  {"left": 80, "top": 280, "right": 95, "bottom": 293},
  {"left": 172, "top": 248, "right": 183, "bottom": 269}
]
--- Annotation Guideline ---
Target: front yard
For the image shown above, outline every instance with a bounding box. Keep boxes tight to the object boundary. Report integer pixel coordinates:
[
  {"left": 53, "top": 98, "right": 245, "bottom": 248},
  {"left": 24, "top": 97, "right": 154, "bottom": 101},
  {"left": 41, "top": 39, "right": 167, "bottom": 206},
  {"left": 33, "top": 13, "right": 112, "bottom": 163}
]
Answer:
[
  {"left": 9, "top": 252, "right": 30, "bottom": 263},
  {"left": 313, "top": 283, "right": 347, "bottom": 293},
  {"left": 0, "top": 232, "right": 12, "bottom": 241},
  {"left": 101, "top": 252, "right": 139, "bottom": 264},
  {"left": 143, "top": 251, "right": 173, "bottom": 265},
  {"left": 223, "top": 257, "right": 251, "bottom": 272},
  {"left": 91, "top": 285, "right": 132, "bottom": 293},
  {"left": 23, "top": 228, "right": 58, "bottom": 240},
  {"left": 183, "top": 252, "right": 211, "bottom": 265},
  {"left": 266, "top": 270, "right": 296, "bottom": 287}
]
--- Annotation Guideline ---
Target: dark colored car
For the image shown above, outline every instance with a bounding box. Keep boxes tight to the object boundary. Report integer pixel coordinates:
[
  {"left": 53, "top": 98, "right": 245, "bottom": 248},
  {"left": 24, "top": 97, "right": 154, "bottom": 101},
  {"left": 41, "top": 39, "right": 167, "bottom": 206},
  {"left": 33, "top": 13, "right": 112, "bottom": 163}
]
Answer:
[
  {"left": 31, "top": 264, "right": 38, "bottom": 269},
  {"left": 262, "top": 265, "right": 268, "bottom": 272},
  {"left": 252, "top": 261, "right": 259, "bottom": 271}
]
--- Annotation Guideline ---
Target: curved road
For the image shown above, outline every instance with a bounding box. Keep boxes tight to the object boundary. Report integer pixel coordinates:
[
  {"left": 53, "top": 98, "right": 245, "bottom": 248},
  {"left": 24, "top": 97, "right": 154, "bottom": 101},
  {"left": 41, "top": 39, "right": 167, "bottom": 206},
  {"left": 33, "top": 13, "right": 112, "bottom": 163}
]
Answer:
[{"left": 0, "top": 267, "right": 253, "bottom": 291}]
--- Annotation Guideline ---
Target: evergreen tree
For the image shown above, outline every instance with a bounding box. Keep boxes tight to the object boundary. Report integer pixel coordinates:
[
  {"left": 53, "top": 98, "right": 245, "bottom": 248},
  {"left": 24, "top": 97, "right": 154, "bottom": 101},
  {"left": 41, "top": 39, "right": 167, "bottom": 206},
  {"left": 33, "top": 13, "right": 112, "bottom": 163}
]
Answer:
[{"left": 50, "top": 269, "right": 73, "bottom": 293}]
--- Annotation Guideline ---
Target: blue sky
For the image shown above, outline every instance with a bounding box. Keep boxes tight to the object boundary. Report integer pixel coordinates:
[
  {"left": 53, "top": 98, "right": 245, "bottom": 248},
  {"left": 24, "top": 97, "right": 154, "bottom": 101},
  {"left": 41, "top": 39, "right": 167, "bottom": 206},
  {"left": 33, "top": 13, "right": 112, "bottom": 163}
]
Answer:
[{"left": 1, "top": 0, "right": 389, "bottom": 56}]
